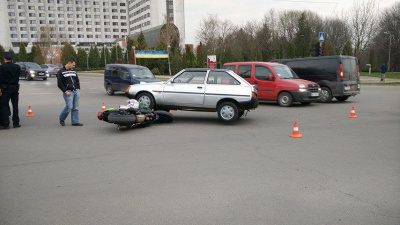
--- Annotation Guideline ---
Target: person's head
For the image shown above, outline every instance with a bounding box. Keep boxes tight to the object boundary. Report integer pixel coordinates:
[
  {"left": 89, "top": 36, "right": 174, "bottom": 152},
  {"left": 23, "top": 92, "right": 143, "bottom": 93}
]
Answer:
[
  {"left": 3, "top": 52, "right": 14, "bottom": 62},
  {"left": 65, "top": 59, "right": 76, "bottom": 70}
]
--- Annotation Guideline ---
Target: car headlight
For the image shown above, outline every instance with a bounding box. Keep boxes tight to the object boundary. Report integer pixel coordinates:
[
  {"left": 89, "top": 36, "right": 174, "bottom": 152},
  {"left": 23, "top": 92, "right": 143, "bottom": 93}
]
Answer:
[
  {"left": 29, "top": 70, "right": 35, "bottom": 74},
  {"left": 299, "top": 84, "right": 307, "bottom": 92}
]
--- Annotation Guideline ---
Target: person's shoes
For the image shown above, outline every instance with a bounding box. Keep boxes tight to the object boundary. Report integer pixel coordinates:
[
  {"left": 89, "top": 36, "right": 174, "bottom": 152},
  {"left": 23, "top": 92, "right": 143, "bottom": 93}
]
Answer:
[
  {"left": 60, "top": 120, "right": 65, "bottom": 126},
  {"left": 0, "top": 125, "right": 10, "bottom": 130},
  {"left": 13, "top": 124, "right": 21, "bottom": 128},
  {"left": 72, "top": 123, "right": 83, "bottom": 126}
]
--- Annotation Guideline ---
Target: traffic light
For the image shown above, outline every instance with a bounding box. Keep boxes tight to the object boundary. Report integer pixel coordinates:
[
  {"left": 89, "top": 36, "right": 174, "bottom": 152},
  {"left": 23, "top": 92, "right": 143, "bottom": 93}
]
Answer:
[{"left": 312, "top": 42, "right": 320, "bottom": 57}]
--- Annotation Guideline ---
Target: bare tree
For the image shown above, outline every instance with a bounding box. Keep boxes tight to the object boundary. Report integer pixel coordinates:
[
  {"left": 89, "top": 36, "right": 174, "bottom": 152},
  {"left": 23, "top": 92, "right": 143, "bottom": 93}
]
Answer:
[
  {"left": 323, "top": 18, "right": 351, "bottom": 54},
  {"left": 196, "top": 14, "right": 219, "bottom": 54},
  {"left": 375, "top": 2, "right": 400, "bottom": 71},
  {"left": 348, "top": 0, "right": 380, "bottom": 58}
]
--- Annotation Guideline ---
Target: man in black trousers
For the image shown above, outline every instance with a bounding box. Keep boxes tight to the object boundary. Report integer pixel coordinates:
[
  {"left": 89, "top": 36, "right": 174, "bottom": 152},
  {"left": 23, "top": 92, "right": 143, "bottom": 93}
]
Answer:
[{"left": 0, "top": 52, "right": 22, "bottom": 129}]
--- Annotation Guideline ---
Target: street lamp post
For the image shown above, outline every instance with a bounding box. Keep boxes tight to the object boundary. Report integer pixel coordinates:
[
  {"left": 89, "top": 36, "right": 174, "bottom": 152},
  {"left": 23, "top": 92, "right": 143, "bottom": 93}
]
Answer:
[
  {"left": 384, "top": 31, "right": 392, "bottom": 72},
  {"left": 132, "top": 46, "right": 136, "bottom": 65},
  {"left": 167, "top": 45, "right": 171, "bottom": 76},
  {"left": 104, "top": 44, "right": 107, "bottom": 66}
]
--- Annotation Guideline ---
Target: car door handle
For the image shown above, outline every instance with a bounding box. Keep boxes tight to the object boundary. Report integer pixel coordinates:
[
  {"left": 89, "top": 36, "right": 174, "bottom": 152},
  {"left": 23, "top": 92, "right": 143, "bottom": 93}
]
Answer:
[{"left": 197, "top": 86, "right": 203, "bottom": 89}]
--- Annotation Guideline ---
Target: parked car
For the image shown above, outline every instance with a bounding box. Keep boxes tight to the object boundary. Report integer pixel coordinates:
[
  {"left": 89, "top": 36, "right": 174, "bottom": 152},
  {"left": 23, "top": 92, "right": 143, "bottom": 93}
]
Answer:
[
  {"left": 125, "top": 68, "right": 259, "bottom": 123},
  {"left": 15, "top": 62, "right": 50, "bottom": 81},
  {"left": 271, "top": 55, "right": 361, "bottom": 102},
  {"left": 104, "top": 64, "right": 160, "bottom": 95},
  {"left": 223, "top": 62, "right": 321, "bottom": 107},
  {"left": 40, "top": 64, "right": 61, "bottom": 77}
]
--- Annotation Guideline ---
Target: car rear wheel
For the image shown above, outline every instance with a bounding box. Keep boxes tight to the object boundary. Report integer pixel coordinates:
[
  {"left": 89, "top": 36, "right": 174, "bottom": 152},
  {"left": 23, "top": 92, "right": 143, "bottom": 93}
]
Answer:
[
  {"left": 106, "top": 84, "right": 114, "bottom": 96},
  {"left": 319, "top": 87, "right": 333, "bottom": 103},
  {"left": 278, "top": 92, "right": 293, "bottom": 107},
  {"left": 217, "top": 102, "right": 238, "bottom": 123},
  {"left": 335, "top": 96, "right": 349, "bottom": 102},
  {"left": 137, "top": 92, "right": 155, "bottom": 109}
]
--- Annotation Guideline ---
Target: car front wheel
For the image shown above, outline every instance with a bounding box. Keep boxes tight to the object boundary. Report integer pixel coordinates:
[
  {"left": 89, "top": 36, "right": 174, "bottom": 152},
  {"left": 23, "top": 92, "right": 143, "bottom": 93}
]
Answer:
[
  {"left": 278, "top": 92, "right": 293, "bottom": 107},
  {"left": 217, "top": 102, "right": 238, "bottom": 123},
  {"left": 137, "top": 92, "right": 155, "bottom": 109}
]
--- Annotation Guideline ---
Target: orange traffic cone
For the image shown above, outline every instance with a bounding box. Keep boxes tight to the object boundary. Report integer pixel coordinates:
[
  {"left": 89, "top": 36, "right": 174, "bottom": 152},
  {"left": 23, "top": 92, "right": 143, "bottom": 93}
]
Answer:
[
  {"left": 26, "top": 106, "right": 35, "bottom": 117},
  {"left": 289, "top": 121, "right": 303, "bottom": 138},
  {"left": 348, "top": 106, "right": 358, "bottom": 118},
  {"left": 101, "top": 102, "right": 106, "bottom": 112}
]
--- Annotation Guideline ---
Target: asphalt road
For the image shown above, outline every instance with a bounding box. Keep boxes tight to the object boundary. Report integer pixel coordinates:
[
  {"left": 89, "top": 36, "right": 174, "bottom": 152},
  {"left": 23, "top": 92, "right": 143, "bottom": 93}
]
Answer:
[{"left": 1, "top": 76, "right": 399, "bottom": 225}]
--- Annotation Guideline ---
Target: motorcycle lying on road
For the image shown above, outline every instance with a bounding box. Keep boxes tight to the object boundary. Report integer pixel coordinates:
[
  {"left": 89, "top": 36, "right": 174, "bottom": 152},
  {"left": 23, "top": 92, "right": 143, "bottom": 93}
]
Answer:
[{"left": 97, "top": 99, "right": 173, "bottom": 130}]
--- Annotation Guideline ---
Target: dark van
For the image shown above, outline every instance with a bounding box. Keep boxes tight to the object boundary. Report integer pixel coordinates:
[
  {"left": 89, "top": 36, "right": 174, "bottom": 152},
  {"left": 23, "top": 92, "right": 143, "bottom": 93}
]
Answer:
[
  {"left": 271, "top": 55, "right": 361, "bottom": 102},
  {"left": 104, "top": 64, "right": 160, "bottom": 95}
]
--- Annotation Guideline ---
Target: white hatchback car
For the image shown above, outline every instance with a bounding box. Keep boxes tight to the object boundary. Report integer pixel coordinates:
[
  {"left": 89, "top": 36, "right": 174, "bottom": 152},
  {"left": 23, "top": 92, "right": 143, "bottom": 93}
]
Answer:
[{"left": 125, "top": 68, "right": 259, "bottom": 123}]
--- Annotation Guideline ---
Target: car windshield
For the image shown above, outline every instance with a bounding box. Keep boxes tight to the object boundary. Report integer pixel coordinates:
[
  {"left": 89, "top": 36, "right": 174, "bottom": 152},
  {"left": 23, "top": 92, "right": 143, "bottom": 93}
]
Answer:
[
  {"left": 25, "top": 62, "right": 42, "bottom": 69},
  {"left": 272, "top": 65, "right": 299, "bottom": 79},
  {"left": 129, "top": 68, "right": 155, "bottom": 79}
]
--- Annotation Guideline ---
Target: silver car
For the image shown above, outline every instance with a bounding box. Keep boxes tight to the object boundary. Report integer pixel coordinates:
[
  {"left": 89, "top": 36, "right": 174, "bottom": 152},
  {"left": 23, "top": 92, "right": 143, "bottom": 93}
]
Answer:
[
  {"left": 125, "top": 68, "right": 259, "bottom": 123},
  {"left": 40, "top": 64, "right": 61, "bottom": 77}
]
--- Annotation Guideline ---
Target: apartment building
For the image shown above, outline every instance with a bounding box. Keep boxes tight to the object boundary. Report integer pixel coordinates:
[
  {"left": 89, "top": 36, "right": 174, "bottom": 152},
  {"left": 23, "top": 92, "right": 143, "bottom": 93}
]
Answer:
[{"left": 1, "top": 0, "right": 185, "bottom": 52}]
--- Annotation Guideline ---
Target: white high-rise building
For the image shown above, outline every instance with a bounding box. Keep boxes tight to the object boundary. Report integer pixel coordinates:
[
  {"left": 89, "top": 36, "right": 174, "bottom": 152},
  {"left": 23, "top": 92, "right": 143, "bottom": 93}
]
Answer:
[
  {"left": 1, "top": 0, "right": 185, "bottom": 52},
  {"left": 128, "top": 0, "right": 185, "bottom": 45}
]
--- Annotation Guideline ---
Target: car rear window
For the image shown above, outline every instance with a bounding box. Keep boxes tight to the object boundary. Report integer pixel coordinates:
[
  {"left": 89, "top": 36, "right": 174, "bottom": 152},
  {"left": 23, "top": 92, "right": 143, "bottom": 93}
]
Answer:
[
  {"left": 207, "top": 71, "right": 240, "bottom": 85},
  {"left": 342, "top": 58, "right": 357, "bottom": 74}
]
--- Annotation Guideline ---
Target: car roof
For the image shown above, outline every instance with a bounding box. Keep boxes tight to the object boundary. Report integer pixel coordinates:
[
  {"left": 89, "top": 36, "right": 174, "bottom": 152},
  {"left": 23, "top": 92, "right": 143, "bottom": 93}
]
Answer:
[
  {"left": 106, "top": 64, "right": 148, "bottom": 69},
  {"left": 223, "top": 62, "right": 283, "bottom": 66},
  {"left": 183, "top": 68, "right": 230, "bottom": 72}
]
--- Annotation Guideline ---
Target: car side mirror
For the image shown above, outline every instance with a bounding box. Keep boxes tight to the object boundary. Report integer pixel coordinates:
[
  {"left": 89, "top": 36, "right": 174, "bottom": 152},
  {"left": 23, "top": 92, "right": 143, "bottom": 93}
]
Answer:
[{"left": 268, "top": 74, "right": 274, "bottom": 81}]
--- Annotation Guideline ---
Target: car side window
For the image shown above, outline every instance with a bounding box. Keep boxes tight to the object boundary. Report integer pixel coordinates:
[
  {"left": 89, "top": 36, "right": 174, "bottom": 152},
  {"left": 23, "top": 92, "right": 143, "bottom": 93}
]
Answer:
[
  {"left": 112, "top": 67, "right": 118, "bottom": 77},
  {"left": 207, "top": 71, "right": 240, "bottom": 85},
  {"left": 255, "top": 66, "right": 272, "bottom": 80},
  {"left": 237, "top": 65, "right": 251, "bottom": 78},
  {"left": 173, "top": 71, "right": 206, "bottom": 84},
  {"left": 121, "top": 68, "right": 130, "bottom": 80}
]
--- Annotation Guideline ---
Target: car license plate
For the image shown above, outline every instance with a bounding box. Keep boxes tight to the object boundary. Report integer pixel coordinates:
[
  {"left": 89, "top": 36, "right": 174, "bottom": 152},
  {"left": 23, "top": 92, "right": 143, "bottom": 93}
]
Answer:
[
  {"left": 344, "top": 86, "right": 350, "bottom": 90},
  {"left": 311, "top": 92, "right": 319, "bottom": 97},
  {"left": 38, "top": 72, "right": 43, "bottom": 75}
]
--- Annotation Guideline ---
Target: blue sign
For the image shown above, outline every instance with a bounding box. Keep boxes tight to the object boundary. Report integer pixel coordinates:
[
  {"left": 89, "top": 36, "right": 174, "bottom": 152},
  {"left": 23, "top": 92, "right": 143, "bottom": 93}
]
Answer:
[{"left": 319, "top": 32, "right": 325, "bottom": 42}]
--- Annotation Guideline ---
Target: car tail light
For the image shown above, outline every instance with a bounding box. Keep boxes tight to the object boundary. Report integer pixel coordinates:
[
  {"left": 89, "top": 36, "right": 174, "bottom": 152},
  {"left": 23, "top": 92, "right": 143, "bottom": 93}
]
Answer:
[
  {"left": 252, "top": 91, "right": 257, "bottom": 98},
  {"left": 339, "top": 64, "right": 343, "bottom": 80},
  {"left": 356, "top": 65, "right": 360, "bottom": 80}
]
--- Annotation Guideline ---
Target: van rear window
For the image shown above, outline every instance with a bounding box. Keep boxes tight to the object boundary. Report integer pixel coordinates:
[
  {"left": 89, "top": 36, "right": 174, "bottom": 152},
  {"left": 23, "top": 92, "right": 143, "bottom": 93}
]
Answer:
[{"left": 342, "top": 58, "right": 357, "bottom": 74}]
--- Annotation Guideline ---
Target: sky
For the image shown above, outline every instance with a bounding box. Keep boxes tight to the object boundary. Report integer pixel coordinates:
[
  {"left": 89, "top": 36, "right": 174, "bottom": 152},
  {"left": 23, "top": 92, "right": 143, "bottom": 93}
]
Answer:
[{"left": 183, "top": 0, "right": 397, "bottom": 45}]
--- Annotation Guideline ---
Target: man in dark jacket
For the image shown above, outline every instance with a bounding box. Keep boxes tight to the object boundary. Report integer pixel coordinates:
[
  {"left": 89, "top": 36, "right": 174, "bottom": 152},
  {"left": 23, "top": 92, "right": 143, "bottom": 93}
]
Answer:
[
  {"left": 0, "top": 52, "right": 22, "bottom": 129},
  {"left": 380, "top": 64, "right": 387, "bottom": 82},
  {"left": 57, "top": 59, "right": 83, "bottom": 126}
]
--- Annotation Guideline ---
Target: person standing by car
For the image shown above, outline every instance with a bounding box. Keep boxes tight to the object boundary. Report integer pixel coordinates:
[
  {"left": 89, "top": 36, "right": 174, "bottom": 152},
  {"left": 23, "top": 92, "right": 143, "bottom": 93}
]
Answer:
[
  {"left": 380, "top": 64, "right": 387, "bottom": 82},
  {"left": 0, "top": 52, "right": 22, "bottom": 129},
  {"left": 57, "top": 59, "right": 83, "bottom": 126}
]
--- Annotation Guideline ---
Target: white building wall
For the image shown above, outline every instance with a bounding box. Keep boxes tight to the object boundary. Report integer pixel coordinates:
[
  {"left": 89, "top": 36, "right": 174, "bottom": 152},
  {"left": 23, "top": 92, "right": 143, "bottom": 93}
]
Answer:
[{"left": 0, "top": 0, "right": 12, "bottom": 50}]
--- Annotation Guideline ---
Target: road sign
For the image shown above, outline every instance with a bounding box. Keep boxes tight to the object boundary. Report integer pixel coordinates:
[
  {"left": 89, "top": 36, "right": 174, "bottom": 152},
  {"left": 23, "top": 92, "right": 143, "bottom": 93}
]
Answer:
[{"left": 319, "top": 32, "right": 325, "bottom": 42}]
